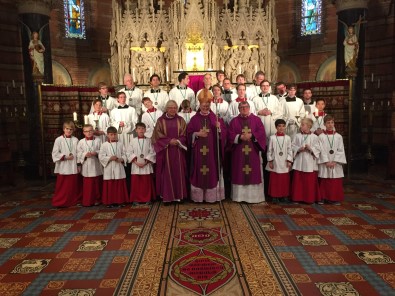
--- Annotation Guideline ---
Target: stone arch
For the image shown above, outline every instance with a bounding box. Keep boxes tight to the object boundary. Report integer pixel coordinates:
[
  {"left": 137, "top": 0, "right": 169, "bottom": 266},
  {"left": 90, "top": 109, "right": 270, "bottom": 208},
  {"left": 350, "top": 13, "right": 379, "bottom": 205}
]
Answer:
[
  {"left": 277, "top": 60, "right": 301, "bottom": 83},
  {"left": 316, "top": 55, "right": 336, "bottom": 81},
  {"left": 87, "top": 64, "right": 111, "bottom": 87},
  {"left": 52, "top": 60, "right": 72, "bottom": 85}
]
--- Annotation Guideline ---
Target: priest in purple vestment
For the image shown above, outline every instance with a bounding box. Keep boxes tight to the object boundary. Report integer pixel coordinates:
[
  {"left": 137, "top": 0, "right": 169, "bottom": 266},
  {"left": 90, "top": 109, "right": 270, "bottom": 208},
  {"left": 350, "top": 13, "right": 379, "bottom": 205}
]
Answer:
[
  {"left": 228, "top": 101, "right": 267, "bottom": 203},
  {"left": 187, "top": 89, "right": 227, "bottom": 202},
  {"left": 152, "top": 100, "right": 188, "bottom": 203}
]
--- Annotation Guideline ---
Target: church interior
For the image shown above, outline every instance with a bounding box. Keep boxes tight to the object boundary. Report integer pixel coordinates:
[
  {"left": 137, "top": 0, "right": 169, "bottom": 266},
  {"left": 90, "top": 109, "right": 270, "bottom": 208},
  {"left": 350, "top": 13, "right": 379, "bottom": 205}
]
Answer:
[{"left": 0, "top": 0, "right": 395, "bottom": 295}]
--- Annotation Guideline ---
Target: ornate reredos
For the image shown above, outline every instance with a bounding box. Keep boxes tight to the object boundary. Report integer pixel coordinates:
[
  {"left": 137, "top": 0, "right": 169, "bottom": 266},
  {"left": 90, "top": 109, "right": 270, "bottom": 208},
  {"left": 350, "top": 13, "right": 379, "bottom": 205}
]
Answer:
[{"left": 109, "top": 0, "right": 279, "bottom": 85}]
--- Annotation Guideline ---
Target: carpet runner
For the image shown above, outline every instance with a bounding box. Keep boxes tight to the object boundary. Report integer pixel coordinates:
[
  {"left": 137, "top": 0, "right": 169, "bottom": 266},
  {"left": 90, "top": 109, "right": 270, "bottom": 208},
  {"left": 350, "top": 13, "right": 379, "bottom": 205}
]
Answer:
[{"left": 116, "top": 201, "right": 300, "bottom": 295}]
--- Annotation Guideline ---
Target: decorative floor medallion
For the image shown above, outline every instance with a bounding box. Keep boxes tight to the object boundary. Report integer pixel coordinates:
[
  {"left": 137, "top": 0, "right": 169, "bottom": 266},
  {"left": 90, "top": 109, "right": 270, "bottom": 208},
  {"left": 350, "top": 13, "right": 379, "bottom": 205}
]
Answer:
[
  {"left": 77, "top": 240, "right": 108, "bottom": 252},
  {"left": 11, "top": 259, "right": 51, "bottom": 274},
  {"left": 170, "top": 248, "right": 235, "bottom": 295},
  {"left": 315, "top": 282, "right": 359, "bottom": 296},
  {"left": 179, "top": 207, "right": 221, "bottom": 221},
  {"left": 354, "top": 251, "right": 395, "bottom": 264}
]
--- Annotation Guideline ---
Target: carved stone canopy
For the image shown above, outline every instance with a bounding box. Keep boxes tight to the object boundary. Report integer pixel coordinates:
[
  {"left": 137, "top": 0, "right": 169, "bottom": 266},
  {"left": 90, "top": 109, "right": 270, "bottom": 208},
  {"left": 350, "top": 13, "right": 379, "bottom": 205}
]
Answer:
[
  {"left": 17, "top": 0, "right": 52, "bottom": 16},
  {"left": 109, "top": 0, "right": 280, "bottom": 85}
]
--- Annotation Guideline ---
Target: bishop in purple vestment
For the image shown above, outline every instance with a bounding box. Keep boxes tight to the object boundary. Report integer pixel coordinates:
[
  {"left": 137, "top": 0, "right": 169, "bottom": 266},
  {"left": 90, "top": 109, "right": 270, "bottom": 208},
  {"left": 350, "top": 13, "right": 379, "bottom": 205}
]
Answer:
[
  {"left": 187, "top": 89, "right": 227, "bottom": 202},
  {"left": 228, "top": 101, "right": 267, "bottom": 203},
  {"left": 152, "top": 100, "right": 188, "bottom": 203}
]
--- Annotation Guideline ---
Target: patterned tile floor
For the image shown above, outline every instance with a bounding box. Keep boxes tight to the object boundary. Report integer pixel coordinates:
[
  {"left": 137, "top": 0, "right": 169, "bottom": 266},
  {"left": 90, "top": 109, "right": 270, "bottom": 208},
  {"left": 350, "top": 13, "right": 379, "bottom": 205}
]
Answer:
[
  {"left": 250, "top": 178, "right": 395, "bottom": 296},
  {"left": 0, "top": 176, "right": 394, "bottom": 295}
]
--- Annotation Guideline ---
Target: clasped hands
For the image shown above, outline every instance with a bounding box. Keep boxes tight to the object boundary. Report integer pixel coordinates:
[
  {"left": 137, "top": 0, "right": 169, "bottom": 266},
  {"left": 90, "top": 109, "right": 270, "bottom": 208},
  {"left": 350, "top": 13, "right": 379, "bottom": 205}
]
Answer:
[
  {"left": 110, "top": 155, "right": 124, "bottom": 163},
  {"left": 240, "top": 132, "right": 252, "bottom": 142},
  {"left": 258, "top": 108, "right": 271, "bottom": 116}
]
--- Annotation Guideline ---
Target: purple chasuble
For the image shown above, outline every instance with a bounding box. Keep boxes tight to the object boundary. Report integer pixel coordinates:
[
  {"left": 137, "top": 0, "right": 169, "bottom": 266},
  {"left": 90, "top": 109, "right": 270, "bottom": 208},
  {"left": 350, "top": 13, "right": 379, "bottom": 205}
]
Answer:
[
  {"left": 152, "top": 114, "right": 187, "bottom": 202},
  {"left": 227, "top": 113, "right": 266, "bottom": 185},
  {"left": 187, "top": 111, "right": 227, "bottom": 190}
]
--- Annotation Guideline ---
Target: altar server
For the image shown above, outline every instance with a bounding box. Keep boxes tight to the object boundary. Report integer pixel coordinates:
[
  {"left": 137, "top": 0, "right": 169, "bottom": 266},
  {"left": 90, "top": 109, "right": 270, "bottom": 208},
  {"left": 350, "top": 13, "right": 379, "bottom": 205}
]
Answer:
[
  {"left": 291, "top": 118, "right": 321, "bottom": 204},
  {"left": 127, "top": 122, "right": 156, "bottom": 204},
  {"left": 318, "top": 115, "right": 346, "bottom": 205},
  {"left": 118, "top": 74, "right": 143, "bottom": 116},
  {"left": 99, "top": 126, "right": 128, "bottom": 207},
  {"left": 88, "top": 99, "right": 110, "bottom": 143},
  {"left": 77, "top": 124, "right": 103, "bottom": 206},
  {"left": 142, "top": 74, "right": 169, "bottom": 112},
  {"left": 110, "top": 92, "right": 138, "bottom": 146},
  {"left": 141, "top": 97, "right": 163, "bottom": 138},
  {"left": 253, "top": 79, "right": 282, "bottom": 140},
  {"left": 283, "top": 84, "right": 306, "bottom": 141},
  {"left": 52, "top": 121, "right": 82, "bottom": 207},
  {"left": 169, "top": 72, "right": 196, "bottom": 110}
]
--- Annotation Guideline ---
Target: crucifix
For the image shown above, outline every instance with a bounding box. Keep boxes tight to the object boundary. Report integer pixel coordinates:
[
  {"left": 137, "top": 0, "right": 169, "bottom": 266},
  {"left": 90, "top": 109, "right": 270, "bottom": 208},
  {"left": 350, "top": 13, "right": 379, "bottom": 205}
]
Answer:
[
  {"left": 200, "top": 145, "right": 209, "bottom": 156},
  {"left": 242, "top": 165, "right": 252, "bottom": 175},
  {"left": 242, "top": 144, "right": 252, "bottom": 155},
  {"left": 200, "top": 165, "right": 210, "bottom": 175}
]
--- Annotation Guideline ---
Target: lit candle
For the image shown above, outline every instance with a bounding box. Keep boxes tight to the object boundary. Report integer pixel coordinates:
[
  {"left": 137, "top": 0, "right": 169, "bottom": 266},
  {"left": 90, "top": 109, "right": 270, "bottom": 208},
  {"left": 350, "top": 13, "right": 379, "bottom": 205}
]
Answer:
[
  {"left": 388, "top": 100, "right": 391, "bottom": 106},
  {"left": 255, "top": 64, "right": 258, "bottom": 73},
  {"left": 377, "top": 79, "right": 380, "bottom": 89},
  {"left": 6, "top": 85, "right": 9, "bottom": 95},
  {"left": 73, "top": 112, "right": 77, "bottom": 121},
  {"left": 20, "top": 86, "right": 23, "bottom": 95},
  {"left": 371, "top": 73, "right": 374, "bottom": 82},
  {"left": 364, "top": 79, "right": 366, "bottom": 89},
  {"left": 238, "top": 66, "right": 242, "bottom": 74},
  {"left": 166, "top": 65, "right": 169, "bottom": 81},
  {"left": 84, "top": 115, "right": 89, "bottom": 124},
  {"left": 132, "top": 68, "right": 136, "bottom": 81},
  {"left": 12, "top": 80, "right": 15, "bottom": 88},
  {"left": 221, "top": 66, "right": 224, "bottom": 72},
  {"left": 150, "top": 67, "right": 153, "bottom": 76}
]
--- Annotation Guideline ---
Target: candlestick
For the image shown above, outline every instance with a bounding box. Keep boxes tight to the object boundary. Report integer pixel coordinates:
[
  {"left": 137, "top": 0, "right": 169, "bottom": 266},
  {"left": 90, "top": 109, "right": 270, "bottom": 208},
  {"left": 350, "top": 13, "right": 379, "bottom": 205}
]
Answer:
[
  {"left": 84, "top": 115, "right": 89, "bottom": 124},
  {"left": 6, "top": 85, "right": 9, "bottom": 95},
  {"left": 364, "top": 79, "right": 366, "bottom": 89},
  {"left": 221, "top": 66, "right": 224, "bottom": 72},
  {"left": 73, "top": 112, "right": 77, "bottom": 121},
  {"left": 12, "top": 80, "right": 15, "bottom": 88},
  {"left": 371, "top": 73, "right": 374, "bottom": 82},
  {"left": 255, "top": 64, "right": 258, "bottom": 74},
  {"left": 20, "top": 86, "right": 23, "bottom": 95},
  {"left": 377, "top": 79, "right": 380, "bottom": 89},
  {"left": 166, "top": 65, "right": 169, "bottom": 82},
  {"left": 150, "top": 67, "right": 153, "bottom": 76}
]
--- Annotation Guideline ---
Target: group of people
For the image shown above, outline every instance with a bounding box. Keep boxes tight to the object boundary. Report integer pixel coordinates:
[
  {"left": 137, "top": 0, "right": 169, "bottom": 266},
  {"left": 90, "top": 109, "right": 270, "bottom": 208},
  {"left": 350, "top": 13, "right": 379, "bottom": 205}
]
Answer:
[{"left": 52, "top": 70, "right": 346, "bottom": 208}]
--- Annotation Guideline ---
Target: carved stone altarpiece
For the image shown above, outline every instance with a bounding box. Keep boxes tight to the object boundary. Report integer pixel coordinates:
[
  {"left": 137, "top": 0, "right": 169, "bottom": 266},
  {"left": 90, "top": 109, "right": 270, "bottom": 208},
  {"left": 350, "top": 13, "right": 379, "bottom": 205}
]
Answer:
[{"left": 109, "top": 0, "right": 279, "bottom": 85}]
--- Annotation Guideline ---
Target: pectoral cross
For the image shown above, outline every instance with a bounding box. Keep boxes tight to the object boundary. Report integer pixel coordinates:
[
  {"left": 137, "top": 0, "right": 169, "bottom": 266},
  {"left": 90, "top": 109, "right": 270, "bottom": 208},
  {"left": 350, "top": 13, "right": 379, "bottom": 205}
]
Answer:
[
  {"left": 243, "top": 165, "right": 252, "bottom": 175},
  {"left": 200, "top": 165, "right": 210, "bottom": 175},
  {"left": 242, "top": 126, "right": 251, "bottom": 134},
  {"left": 200, "top": 145, "right": 209, "bottom": 156},
  {"left": 200, "top": 126, "right": 210, "bottom": 133},
  {"left": 242, "top": 145, "right": 252, "bottom": 155}
]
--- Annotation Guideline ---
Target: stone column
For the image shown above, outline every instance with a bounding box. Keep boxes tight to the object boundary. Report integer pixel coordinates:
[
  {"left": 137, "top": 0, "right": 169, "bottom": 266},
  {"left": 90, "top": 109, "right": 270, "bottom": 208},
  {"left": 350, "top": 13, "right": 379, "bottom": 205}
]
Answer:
[
  {"left": 17, "top": 0, "right": 53, "bottom": 178},
  {"left": 334, "top": 0, "right": 368, "bottom": 175}
]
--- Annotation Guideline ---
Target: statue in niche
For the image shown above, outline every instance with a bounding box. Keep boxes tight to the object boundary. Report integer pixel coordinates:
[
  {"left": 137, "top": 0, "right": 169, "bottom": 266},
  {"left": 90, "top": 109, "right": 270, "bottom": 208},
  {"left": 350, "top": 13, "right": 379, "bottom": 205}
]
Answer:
[
  {"left": 134, "top": 54, "right": 146, "bottom": 84},
  {"left": 271, "top": 43, "right": 280, "bottom": 83},
  {"left": 29, "top": 31, "right": 46, "bottom": 75},
  {"left": 155, "top": 50, "right": 166, "bottom": 81},
  {"left": 20, "top": 22, "right": 48, "bottom": 76},
  {"left": 224, "top": 49, "right": 237, "bottom": 81},
  {"left": 109, "top": 43, "right": 119, "bottom": 85},
  {"left": 339, "top": 16, "right": 365, "bottom": 70},
  {"left": 123, "top": 39, "right": 131, "bottom": 76}
]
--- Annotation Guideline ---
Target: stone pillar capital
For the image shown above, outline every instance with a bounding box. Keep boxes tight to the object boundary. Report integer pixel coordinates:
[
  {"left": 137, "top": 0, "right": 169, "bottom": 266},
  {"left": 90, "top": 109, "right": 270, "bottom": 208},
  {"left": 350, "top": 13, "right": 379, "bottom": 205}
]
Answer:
[{"left": 17, "top": 0, "right": 52, "bottom": 16}]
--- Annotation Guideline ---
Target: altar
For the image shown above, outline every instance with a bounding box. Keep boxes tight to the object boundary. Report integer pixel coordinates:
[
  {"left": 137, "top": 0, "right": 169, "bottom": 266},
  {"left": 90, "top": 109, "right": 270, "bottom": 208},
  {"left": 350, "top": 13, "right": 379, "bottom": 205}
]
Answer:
[{"left": 109, "top": 0, "right": 280, "bottom": 86}]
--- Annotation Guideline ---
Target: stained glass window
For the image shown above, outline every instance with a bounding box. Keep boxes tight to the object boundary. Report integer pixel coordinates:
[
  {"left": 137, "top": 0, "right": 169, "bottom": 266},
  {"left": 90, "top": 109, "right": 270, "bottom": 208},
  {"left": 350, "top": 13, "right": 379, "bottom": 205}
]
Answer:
[
  {"left": 64, "top": 0, "right": 86, "bottom": 39},
  {"left": 301, "top": 0, "right": 322, "bottom": 36}
]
